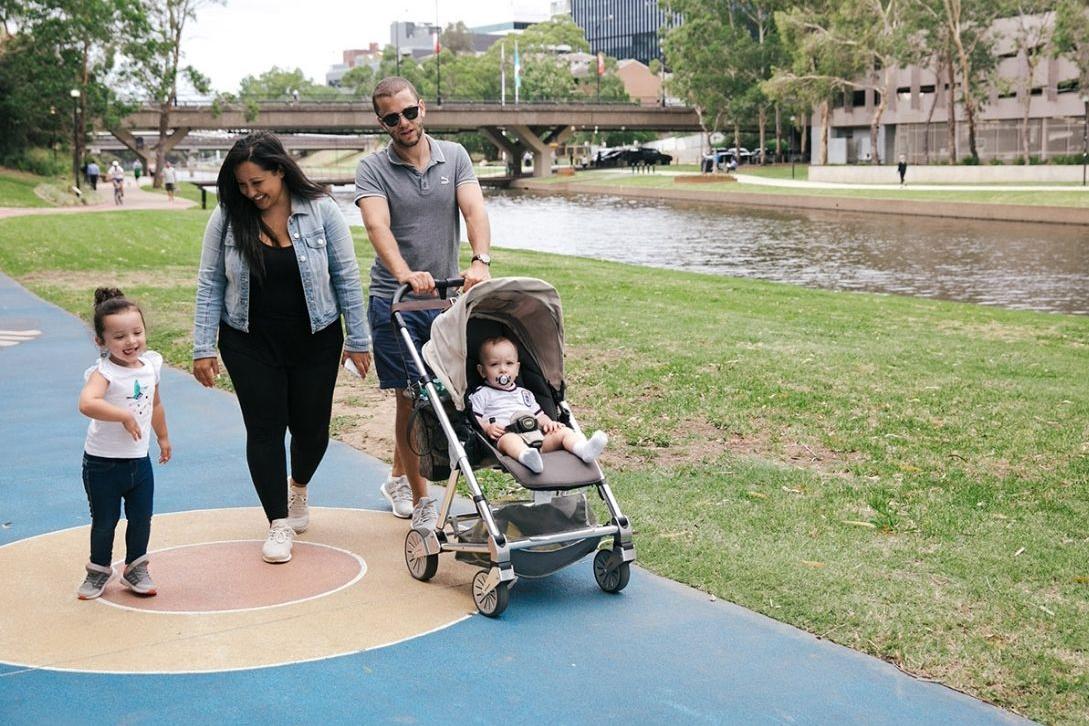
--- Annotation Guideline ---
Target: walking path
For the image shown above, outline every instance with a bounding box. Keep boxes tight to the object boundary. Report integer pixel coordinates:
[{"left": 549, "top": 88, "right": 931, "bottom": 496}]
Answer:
[
  {"left": 0, "top": 268, "right": 1033, "bottom": 724},
  {"left": 0, "top": 181, "right": 194, "bottom": 220}
]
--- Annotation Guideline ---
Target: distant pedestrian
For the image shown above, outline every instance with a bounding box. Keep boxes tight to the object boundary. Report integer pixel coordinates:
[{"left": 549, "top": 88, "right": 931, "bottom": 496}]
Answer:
[
  {"left": 897, "top": 154, "right": 907, "bottom": 185},
  {"left": 76, "top": 287, "right": 171, "bottom": 600},
  {"left": 87, "top": 161, "right": 100, "bottom": 190},
  {"left": 163, "top": 161, "right": 177, "bottom": 202},
  {"left": 133, "top": 159, "right": 143, "bottom": 184}
]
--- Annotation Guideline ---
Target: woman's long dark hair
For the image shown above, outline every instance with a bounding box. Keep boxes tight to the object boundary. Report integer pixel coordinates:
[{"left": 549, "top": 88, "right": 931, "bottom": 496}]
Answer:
[{"left": 216, "top": 131, "right": 328, "bottom": 277}]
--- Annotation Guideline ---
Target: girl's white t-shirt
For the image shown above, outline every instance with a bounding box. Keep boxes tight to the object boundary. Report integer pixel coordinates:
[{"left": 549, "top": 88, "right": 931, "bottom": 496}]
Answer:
[{"left": 83, "top": 351, "right": 162, "bottom": 458}]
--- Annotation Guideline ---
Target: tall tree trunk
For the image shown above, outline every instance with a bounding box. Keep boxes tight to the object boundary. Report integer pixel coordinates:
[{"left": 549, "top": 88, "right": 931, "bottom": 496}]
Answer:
[
  {"left": 870, "top": 71, "right": 890, "bottom": 166},
  {"left": 951, "top": 32, "right": 979, "bottom": 159},
  {"left": 800, "top": 113, "right": 808, "bottom": 158},
  {"left": 1020, "top": 54, "right": 1038, "bottom": 164},
  {"left": 923, "top": 56, "right": 944, "bottom": 165},
  {"left": 758, "top": 105, "right": 766, "bottom": 164},
  {"left": 946, "top": 52, "right": 958, "bottom": 164},
  {"left": 819, "top": 100, "right": 830, "bottom": 165},
  {"left": 774, "top": 104, "right": 782, "bottom": 163},
  {"left": 733, "top": 122, "right": 741, "bottom": 162}
]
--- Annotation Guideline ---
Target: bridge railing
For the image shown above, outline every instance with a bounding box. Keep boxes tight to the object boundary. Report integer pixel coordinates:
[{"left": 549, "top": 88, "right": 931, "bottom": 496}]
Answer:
[{"left": 163, "top": 95, "right": 647, "bottom": 108}]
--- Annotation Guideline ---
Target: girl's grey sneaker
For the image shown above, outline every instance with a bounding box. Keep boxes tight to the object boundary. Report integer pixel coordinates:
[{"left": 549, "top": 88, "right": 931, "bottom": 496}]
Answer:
[
  {"left": 262, "top": 519, "right": 295, "bottom": 563},
  {"left": 285, "top": 480, "right": 309, "bottom": 533},
  {"left": 380, "top": 474, "right": 413, "bottom": 518},
  {"left": 121, "top": 554, "right": 157, "bottom": 596},
  {"left": 77, "top": 562, "right": 115, "bottom": 600}
]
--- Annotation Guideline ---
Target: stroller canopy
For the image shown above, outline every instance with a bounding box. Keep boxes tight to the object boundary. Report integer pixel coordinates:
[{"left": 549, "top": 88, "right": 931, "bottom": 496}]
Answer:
[{"left": 422, "top": 277, "right": 565, "bottom": 411}]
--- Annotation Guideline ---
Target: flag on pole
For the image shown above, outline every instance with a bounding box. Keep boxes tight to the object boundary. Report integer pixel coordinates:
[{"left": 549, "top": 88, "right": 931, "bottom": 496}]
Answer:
[
  {"left": 432, "top": 29, "right": 440, "bottom": 54},
  {"left": 597, "top": 51, "right": 605, "bottom": 77},
  {"left": 514, "top": 40, "right": 521, "bottom": 104},
  {"left": 500, "top": 43, "right": 507, "bottom": 105}
]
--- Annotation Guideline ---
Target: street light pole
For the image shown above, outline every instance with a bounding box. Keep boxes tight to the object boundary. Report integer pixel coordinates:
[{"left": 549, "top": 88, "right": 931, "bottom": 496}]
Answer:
[
  {"left": 70, "top": 88, "right": 81, "bottom": 191},
  {"left": 1081, "top": 94, "right": 1088, "bottom": 187},
  {"left": 50, "top": 106, "right": 57, "bottom": 162}
]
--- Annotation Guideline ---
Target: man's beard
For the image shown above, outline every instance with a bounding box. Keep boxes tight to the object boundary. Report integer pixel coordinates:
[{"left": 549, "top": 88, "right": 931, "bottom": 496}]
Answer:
[{"left": 391, "top": 125, "right": 422, "bottom": 149}]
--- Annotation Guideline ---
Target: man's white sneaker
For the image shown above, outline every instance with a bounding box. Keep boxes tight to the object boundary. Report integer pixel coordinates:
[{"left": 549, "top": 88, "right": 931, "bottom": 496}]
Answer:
[
  {"left": 262, "top": 519, "right": 294, "bottom": 563},
  {"left": 411, "top": 497, "right": 439, "bottom": 532},
  {"left": 380, "top": 475, "right": 413, "bottom": 518},
  {"left": 285, "top": 480, "right": 309, "bottom": 533}
]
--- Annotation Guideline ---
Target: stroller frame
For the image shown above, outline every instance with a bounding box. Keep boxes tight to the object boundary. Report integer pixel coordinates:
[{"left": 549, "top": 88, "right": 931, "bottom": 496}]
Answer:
[{"left": 391, "top": 279, "right": 635, "bottom": 617}]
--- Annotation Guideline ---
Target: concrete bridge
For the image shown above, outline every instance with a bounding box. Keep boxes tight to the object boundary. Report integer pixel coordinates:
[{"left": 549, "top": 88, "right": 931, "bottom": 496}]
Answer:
[{"left": 111, "top": 101, "right": 702, "bottom": 177}]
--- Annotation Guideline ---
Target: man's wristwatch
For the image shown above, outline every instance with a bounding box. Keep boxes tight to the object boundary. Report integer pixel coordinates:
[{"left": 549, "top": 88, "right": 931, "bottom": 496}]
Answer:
[{"left": 471, "top": 253, "right": 491, "bottom": 266}]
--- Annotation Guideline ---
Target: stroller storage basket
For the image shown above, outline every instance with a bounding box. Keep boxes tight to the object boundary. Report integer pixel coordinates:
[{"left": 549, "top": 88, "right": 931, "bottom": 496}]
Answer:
[{"left": 455, "top": 493, "right": 599, "bottom": 578}]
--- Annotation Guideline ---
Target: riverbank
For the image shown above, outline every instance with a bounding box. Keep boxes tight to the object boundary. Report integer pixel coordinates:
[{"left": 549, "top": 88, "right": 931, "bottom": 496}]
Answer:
[
  {"left": 513, "top": 170, "right": 1089, "bottom": 225},
  {"left": 0, "top": 207, "right": 1085, "bottom": 722}
]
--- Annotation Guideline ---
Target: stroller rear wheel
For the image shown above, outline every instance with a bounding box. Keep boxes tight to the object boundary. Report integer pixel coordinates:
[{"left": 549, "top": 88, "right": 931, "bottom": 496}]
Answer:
[
  {"left": 404, "top": 528, "right": 438, "bottom": 581},
  {"left": 472, "top": 569, "right": 510, "bottom": 617},
  {"left": 593, "top": 548, "right": 630, "bottom": 593}
]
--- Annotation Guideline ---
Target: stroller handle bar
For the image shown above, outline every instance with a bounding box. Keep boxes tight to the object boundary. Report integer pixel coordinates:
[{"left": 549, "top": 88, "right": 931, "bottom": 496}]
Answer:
[{"left": 391, "top": 277, "right": 466, "bottom": 306}]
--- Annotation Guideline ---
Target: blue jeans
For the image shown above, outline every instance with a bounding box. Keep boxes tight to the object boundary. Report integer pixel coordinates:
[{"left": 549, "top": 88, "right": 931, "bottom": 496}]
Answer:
[
  {"left": 82, "top": 453, "right": 154, "bottom": 567},
  {"left": 368, "top": 295, "right": 440, "bottom": 390}
]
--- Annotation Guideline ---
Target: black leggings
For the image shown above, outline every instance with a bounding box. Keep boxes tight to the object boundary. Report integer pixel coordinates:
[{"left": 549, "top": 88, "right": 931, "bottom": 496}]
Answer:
[{"left": 219, "top": 319, "right": 343, "bottom": 522}]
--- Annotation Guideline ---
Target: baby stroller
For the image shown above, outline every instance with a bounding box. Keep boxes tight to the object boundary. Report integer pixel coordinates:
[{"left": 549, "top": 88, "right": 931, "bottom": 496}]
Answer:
[{"left": 392, "top": 277, "right": 635, "bottom": 617}]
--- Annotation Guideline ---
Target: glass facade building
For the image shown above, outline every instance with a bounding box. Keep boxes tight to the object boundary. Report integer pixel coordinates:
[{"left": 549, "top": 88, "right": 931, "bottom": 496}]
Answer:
[{"left": 570, "top": 0, "right": 679, "bottom": 66}]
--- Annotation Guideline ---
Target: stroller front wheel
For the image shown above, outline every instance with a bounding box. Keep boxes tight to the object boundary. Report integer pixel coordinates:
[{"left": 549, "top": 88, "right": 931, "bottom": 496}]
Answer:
[
  {"left": 593, "top": 548, "right": 630, "bottom": 593},
  {"left": 405, "top": 528, "right": 439, "bottom": 581},
  {"left": 472, "top": 569, "right": 510, "bottom": 617}
]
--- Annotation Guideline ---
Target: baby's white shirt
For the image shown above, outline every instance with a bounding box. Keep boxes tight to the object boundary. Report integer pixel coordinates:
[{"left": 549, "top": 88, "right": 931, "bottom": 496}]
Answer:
[{"left": 469, "top": 385, "right": 541, "bottom": 428}]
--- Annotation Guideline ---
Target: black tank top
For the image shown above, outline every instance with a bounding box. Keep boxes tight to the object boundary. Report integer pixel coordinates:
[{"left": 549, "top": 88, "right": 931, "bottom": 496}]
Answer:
[{"left": 250, "top": 244, "right": 309, "bottom": 322}]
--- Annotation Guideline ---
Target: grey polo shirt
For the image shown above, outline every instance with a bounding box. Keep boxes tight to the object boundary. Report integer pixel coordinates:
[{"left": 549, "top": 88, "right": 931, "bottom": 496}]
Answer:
[{"left": 354, "top": 135, "right": 478, "bottom": 299}]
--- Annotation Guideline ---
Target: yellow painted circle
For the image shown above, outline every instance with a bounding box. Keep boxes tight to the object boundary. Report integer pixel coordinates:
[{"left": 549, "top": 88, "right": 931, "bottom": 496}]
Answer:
[{"left": 0, "top": 508, "right": 477, "bottom": 673}]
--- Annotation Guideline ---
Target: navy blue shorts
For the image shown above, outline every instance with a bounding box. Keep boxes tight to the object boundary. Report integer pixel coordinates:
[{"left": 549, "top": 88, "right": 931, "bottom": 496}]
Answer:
[{"left": 368, "top": 295, "right": 440, "bottom": 390}]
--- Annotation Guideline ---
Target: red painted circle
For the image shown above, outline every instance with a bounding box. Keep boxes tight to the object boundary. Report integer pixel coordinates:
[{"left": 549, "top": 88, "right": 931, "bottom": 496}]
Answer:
[{"left": 101, "top": 541, "right": 364, "bottom": 613}]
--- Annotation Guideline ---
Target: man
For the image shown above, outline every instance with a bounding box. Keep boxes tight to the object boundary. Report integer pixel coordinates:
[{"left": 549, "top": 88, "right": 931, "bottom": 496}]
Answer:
[{"left": 354, "top": 77, "right": 492, "bottom": 530}]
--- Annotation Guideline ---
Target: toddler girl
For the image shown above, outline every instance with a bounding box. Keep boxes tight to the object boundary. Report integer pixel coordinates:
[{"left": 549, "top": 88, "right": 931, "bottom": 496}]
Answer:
[{"left": 76, "top": 288, "right": 171, "bottom": 599}]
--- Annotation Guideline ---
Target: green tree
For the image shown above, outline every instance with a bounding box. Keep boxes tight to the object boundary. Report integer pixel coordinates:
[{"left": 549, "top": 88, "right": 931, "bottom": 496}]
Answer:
[
  {"left": 125, "top": 0, "right": 219, "bottom": 187},
  {"left": 440, "top": 21, "right": 474, "bottom": 55},
  {"left": 0, "top": 0, "right": 147, "bottom": 181},
  {"left": 238, "top": 66, "right": 340, "bottom": 101},
  {"left": 1055, "top": 0, "right": 1089, "bottom": 104},
  {"left": 1000, "top": 1, "right": 1058, "bottom": 163}
]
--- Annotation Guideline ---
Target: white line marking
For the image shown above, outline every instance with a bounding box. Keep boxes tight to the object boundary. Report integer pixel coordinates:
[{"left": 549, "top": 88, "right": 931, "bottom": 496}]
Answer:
[{"left": 97, "top": 540, "right": 367, "bottom": 616}]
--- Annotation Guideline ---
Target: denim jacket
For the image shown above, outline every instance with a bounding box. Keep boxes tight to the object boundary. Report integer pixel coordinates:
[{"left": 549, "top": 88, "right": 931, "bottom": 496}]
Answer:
[{"left": 192, "top": 195, "right": 371, "bottom": 359}]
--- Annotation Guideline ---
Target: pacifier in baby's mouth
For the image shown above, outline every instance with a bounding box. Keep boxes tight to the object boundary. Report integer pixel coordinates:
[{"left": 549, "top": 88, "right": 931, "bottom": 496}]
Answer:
[{"left": 497, "top": 374, "right": 512, "bottom": 387}]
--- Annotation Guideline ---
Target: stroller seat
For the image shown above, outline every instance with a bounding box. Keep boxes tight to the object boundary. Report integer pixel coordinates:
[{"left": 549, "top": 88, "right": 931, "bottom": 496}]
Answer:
[{"left": 483, "top": 441, "right": 604, "bottom": 490}]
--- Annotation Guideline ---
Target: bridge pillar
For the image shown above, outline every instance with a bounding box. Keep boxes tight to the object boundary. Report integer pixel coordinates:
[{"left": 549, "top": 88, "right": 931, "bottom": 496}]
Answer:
[
  {"left": 479, "top": 127, "right": 528, "bottom": 178},
  {"left": 108, "top": 127, "right": 191, "bottom": 185},
  {"left": 506, "top": 125, "right": 573, "bottom": 177}
]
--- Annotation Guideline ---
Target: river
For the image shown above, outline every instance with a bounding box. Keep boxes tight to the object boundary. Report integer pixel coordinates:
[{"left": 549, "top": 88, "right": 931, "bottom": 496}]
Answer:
[{"left": 327, "top": 186, "right": 1088, "bottom": 316}]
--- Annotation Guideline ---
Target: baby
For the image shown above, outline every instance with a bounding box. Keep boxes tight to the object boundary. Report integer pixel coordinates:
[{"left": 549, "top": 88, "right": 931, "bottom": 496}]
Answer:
[{"left": 469, "top": 336, "right": 607, "bottom": 474}]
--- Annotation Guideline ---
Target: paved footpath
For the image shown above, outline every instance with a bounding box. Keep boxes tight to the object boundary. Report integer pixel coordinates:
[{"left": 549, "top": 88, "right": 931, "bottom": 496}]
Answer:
[
  {"left": 0, "top": 272, "right": 1031, "bottom": 725},
  {"left": 0, "top": 180, "right": 195, "bottom": 220}
]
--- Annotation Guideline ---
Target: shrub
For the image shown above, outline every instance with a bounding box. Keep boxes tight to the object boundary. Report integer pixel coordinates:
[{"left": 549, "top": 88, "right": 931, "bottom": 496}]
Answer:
[
  {"left": 2, "top": 147, "right": 68, "bottom": 177},
  {"left": 1049, "top": 153, "right": 1085, "bottom": 165},
  {"left": 989, "top": 158, "right": 1006, "bottom": 165},
  {"left": 959, "top": 155, "right": 980, "bottom": 165}
]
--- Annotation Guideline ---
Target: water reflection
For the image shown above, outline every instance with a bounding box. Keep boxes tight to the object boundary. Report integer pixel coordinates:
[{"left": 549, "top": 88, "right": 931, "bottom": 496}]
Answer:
[{"left": 333, "top": 187, "right": 1089, "bottom": 315}]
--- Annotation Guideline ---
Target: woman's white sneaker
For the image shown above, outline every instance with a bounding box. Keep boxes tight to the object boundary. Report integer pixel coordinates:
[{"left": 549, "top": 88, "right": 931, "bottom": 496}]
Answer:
[
  {"left": 285, "top": 481, "right": 309, "bottom": 533},
  {"left": 262, "top": 519, "right": 295, "bottom": 563}
]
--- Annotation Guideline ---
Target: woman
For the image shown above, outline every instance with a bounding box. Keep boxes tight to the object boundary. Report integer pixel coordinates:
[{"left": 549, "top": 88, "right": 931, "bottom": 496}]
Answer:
[{"left": 192, "top": 131, "right": 371, "bottom": 564}]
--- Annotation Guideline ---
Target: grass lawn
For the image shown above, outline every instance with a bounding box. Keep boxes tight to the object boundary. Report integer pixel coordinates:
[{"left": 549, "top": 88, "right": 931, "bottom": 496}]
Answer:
[
  {"left": 1, "top": 208, "right": 1086, "bottom": 723},
  {"left": 0, "top": 168, "right": 52, "bottom": 207},
  {"left": 143, "top": 179, "right": 206, "bottom": 205},
  {"left": 541, "top": 169, "right": 1089, "bottom": 208}
]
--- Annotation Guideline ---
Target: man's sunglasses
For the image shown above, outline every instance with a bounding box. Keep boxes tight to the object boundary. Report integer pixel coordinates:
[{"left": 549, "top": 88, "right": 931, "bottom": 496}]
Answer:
[{"left": 379, "top": 106, "right": 420, "bottom": 127}]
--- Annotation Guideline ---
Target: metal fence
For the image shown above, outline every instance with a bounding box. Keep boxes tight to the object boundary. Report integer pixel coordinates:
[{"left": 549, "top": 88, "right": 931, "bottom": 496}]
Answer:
[{"left": 895, "top": 118, "right": 1087, "bottom": 163}]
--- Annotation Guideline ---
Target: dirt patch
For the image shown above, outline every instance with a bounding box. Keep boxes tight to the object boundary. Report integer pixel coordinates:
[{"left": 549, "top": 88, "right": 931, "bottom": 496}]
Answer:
[{"left": 328, "top": 371, "right": 397, "bottom": 463}]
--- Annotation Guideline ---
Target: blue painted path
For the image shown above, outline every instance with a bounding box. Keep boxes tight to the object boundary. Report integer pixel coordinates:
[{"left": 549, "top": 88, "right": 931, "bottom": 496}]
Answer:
[{"left": 0, "top": 273, "right": 1029, "bottom": 725}]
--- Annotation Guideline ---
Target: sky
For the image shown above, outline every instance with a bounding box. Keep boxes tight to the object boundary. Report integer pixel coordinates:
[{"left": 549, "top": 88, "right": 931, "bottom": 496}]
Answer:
[{"left": 184, "top": 0, "right": 554, "bottom": 96}]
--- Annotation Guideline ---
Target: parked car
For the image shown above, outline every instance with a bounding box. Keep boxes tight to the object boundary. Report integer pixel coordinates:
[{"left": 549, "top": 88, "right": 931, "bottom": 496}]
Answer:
[
  {"left": 632, "top": 147, "right": 673, "bottom": 165},
  {"left": 591, "top": 148, "right": 628, "bottom": 168}
]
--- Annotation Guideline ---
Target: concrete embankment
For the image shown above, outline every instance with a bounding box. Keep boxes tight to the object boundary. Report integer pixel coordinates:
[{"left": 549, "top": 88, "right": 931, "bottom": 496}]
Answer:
[{"left": 511, "top": 178, "right": 1089, "bottom": 226}]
